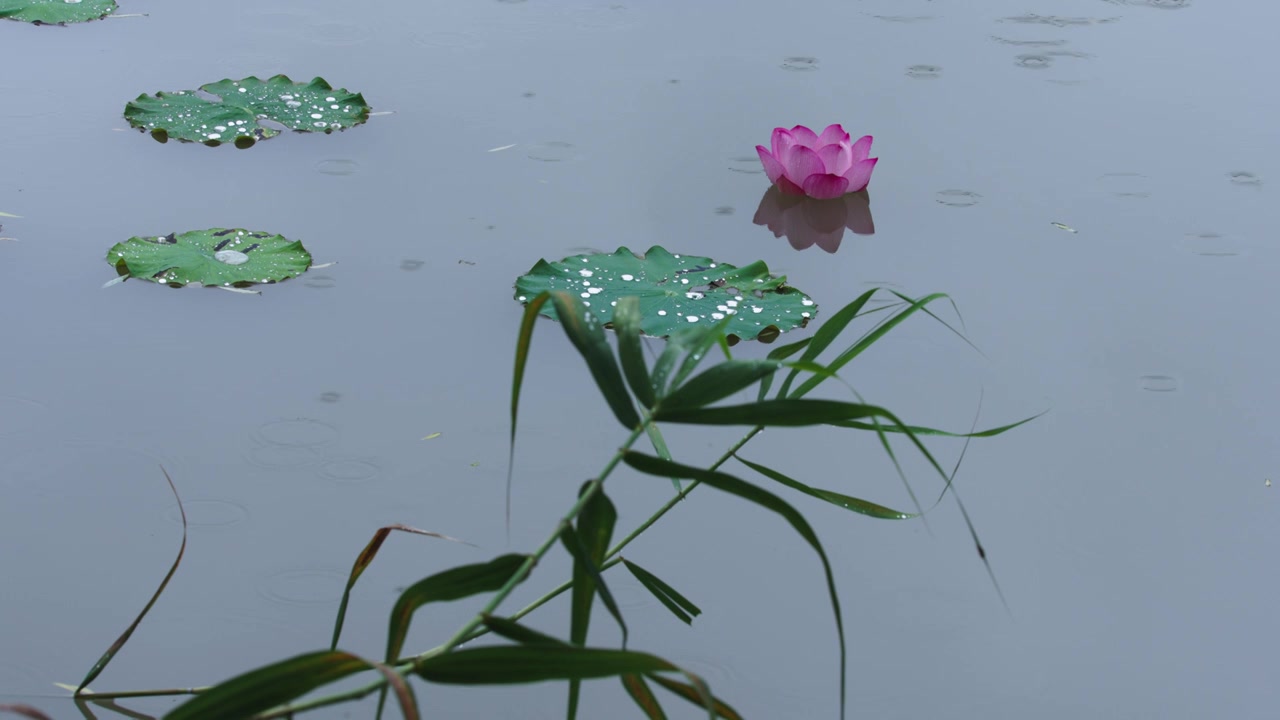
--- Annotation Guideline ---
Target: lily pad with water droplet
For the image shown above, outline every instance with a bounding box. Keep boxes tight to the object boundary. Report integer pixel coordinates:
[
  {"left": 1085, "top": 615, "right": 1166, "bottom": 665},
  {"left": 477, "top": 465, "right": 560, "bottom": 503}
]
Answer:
[
  {"left": 514, "top": 246, "right": 817, "bottom": 342},
  {"left": 124, "top": 75, "right": 370, "bottom": 148},
  {"left": 0, "top": 0, "right": 116, "bottom": 24},
  {"left": 106, "top": 228, "right": 313, "bottom": 287}
]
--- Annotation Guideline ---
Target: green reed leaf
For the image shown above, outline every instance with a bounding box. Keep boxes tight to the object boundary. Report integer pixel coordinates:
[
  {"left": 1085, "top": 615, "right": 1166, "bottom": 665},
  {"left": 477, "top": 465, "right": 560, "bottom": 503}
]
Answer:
[
  {"left": 614, "top": 296, "right": 655, "bottom": 408},
  {"left": 386, "top": 555, "right": 529, "bottom": 665},
  {"left": 165, "top": 651, "right": 374, "bottom": 720},
  {"left": 78, "top": 467, "right": 186, "bottom": 694},
  {"left": 562, "top": 484, "right": 623, "bottom": 719},
  {"left": 622, "top": 674, "right": 668, "bottom": 720},
  {"left": 828, "top": 412, "right": 1043, "bottom": 438},
  {"left": 621, "top": 452, "right": 847, "bottom": 720},
  {"left": 777, "top": 289, "right": 878, "bottom": 399},
  {"left": 791, "top": 292, "right": 952, "bottom": 399},
  {"left": 647, "top": 674, "right": 743, "bottom": 720},
  {"left": 511, "top": 292, "right": 554, "bottom": 526},
  {"left": 660, "top": 360, "right": 781, "bottom": 412},
  {"left": 549, "top": 291, "right": 640, "bottom": 428},
  {"left": 416, "top": 645, "right": 679, "bottom": 684},
  {"left": 481, "top": 615, "right": 566, "bottom": 647},
  {"left": 621, "top": 559, "right": 702, "bottom": 625},
  {"left": 332, "top": 524, "right": 469, "bottom": 651},
  {"left": 654, "top": 398, "right": 893, "bottom": 427},
  {"left": 734, "top": 455, "right": 916, "bottom": 520}
]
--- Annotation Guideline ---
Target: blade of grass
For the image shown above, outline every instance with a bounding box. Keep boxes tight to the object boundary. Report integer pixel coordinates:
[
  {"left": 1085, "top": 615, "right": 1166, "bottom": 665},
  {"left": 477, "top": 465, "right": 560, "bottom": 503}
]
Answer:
[
  {"left": 791, "top": 292, "right": 952, "bottom": 399},
  {"left": 668, "top": 317, "right": 733, "bottom": 392},
  {"left": 655, "top": 398, "right": 893, "bottom": 426},
  {"left": 828, "top": 411, "right": 1043, "bottom": 438},
  {"left": 549, "top": 291, "right": 640, "bottom": 428},
  {"left": 614, "top": 296, "right": 656, "bottom": 408},
  {"left": 370, "top": 660, "right": 419, "bottom": 720},
  {"left": 621, "top": 452, "right": 847, "bottom": 720},
  {"left": 332, "top": 524, "right": 471, "bottom": 650},
  {"left": 165, "top": 651, "right": 376, "bottom": 720},
  {"left": 510, "top": 292, "right": 554, "bottom": 531},
  {"left": 481, "top": 615, "right": 566, "bottom": 646},
  {"left": 758, "top": 336, "right": 809, "bottom": 401},
  {"left": 644, "top": 423, "right": 682, "bottom": 492},
  {"left": 660, "top": 360, "right": 781, "bottom": 412},
  {"left": 76, "top": 467, "right": 187, "bottom": 694},
  {"left": 733, "top": 455, "right": 916, "bottom": 520},
  {"left": 775, "top": 289, "right": 878, "bottom": 399},
  {"left": 647, "top": 674, "right": 744, "bottom": 720},
  {"left": 621, "top": 559, "right": 702, "bottom": 625},
  {"left": 621, "top": 674, "right": 668, "bottom": 720},
  {"left": 562, "top": 484, "right": 623, "bottom": 719},
  {"left": 386, "top": 554, "right": 530, "bottom": 665},
  {"left": 416, "top": 645, "right": 698, "bottom": 689}
]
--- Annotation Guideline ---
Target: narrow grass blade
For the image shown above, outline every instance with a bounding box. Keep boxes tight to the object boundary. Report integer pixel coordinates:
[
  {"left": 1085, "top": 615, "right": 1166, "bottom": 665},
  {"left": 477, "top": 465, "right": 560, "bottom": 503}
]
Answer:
[
  {"left": 614, "top": 296, "right": 655, "bottom": 408},
  {"left": 655, "top": 398, "right": 892, "bottom": 427},
  {"left": 549, "top": 291, "right": 640, "bottom": 428},
  {"left": 370, "top": 661, "right": 420, "bottom": 720},
  {"left": 622, "top": 674, "right": 668, "bottom": 720},
  {"left": 332, "top": 524, "right": 471, "bottom": 650},
  {"left": 758, "top": 337, "right": 810, "bottom": 400},
  {"left": 621, "top": 559, "right": 702, "bottom": 625},
  {"left": 77, "top": 467, "right": 187, "bottom": 694},
  {"left": 734, "top": 455, "right": 916, "bottom": 520},
  {"left": 660, "top": 360, "right": 780, "bottom": 412},
  {"left": 481, "top": 615, "right": 566, "bottom": 646},
  {"left": 562, "top": 484, "right": 623, "bottom": 719},
  {"left": 510, "top": 292, "right": 554, "bottom": 529},
  {"left": 622, "top": 452, "right": 847, "bottom": 720},
  {"left": 776, "top": 289, "right": 878, "bottom": 399},
  {"left": 668, "top": 317, "right": 732, "bottom": 391},
  {"left": 165, "top": 651, "right": 374, "bottom": 720},
  {"left": 647, "top": 675, "right": 742, "bottom": 720},
  {"left": 416, "top": 646, "right": 678, "bottom": 684},
  {"left": 0, "top": 706, "right": 53, "bottom": 720},
  {"left": 385, "top": 554, "right": 530, "bottom": 664},
  {"left": 791, "top": 292, "right": 952, "bottom": 399},
  {"left": 650, "top": 327, "right": 703, "bottom": 399},
  {"left": 829, "top": 411, "right": 1043, "bottom": 438},
  {"left": 643, "top": 423, "right": 682, "bottom": 492}
]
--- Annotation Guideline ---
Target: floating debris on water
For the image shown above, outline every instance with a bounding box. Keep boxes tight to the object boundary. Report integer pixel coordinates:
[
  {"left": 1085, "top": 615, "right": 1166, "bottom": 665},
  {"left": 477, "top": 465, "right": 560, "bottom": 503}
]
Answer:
[
  {"left": 422, "top": 432, "right": 442, "bottom": 441},
  {"left": 487, "top": 143, "right": 517, "bottom": 153},
  {"left": 1051, "top": 222, "right": 1078, "bottom": 233}
]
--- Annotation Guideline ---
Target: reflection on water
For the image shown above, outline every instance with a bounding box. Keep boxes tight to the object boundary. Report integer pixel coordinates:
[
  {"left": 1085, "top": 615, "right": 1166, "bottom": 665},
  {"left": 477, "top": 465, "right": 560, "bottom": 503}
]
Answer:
[{"left": 752, "top": 186, "right": 873, "bottom": 253}]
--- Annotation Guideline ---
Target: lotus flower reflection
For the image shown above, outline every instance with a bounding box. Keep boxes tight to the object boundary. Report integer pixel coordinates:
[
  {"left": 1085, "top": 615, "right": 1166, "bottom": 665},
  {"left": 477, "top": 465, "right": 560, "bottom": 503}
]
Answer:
[{"left": 756, "top": 124, "right": 877, "bottom": 199}]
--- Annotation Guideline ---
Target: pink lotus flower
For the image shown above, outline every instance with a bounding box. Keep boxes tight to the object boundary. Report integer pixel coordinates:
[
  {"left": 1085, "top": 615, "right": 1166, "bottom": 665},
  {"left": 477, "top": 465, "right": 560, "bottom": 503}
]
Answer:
[{"left": 756, "top": 124, "right": 877, "bottom": 199}]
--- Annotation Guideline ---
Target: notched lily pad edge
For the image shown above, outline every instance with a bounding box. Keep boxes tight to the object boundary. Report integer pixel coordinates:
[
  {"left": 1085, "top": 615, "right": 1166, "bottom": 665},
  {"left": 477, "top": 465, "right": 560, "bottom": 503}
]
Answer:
[
  {"left": 125, "top": 74, "right": 371, "bottom": 149},
  {"left": 106, "top": 228, "right": 315, "bottom": 290},
  {"left": 515, "top": 245, "right": 816, "bottom": 345}
]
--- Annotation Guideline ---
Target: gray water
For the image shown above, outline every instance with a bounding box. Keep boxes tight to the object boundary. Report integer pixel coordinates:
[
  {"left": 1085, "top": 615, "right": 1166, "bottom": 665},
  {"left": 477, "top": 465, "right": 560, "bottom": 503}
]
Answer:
[{"left": 2, "top": 0, "right": 1277, "bottom": 717}]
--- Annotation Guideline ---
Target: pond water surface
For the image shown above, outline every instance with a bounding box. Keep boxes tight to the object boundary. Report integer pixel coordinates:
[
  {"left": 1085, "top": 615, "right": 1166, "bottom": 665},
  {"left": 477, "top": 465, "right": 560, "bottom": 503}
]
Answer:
[{"left": 2, "top": 0, "right": 1277, "bottom": 718}]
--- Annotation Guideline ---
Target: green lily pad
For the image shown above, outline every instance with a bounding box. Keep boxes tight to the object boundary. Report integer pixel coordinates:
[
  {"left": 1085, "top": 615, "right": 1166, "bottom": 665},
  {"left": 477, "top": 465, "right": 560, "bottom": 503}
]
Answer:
[
  {"left": 124, "top": 75, "right": 370, "bottom": 148},
  {"left": 106, "top": 228, "right": 313, "bottom": 287},
  {"left": 0, "top": 0, "right": 117, "bottom": 24},
  {"left": 514, "top": 246, "right": 817, "bottom": 342}
]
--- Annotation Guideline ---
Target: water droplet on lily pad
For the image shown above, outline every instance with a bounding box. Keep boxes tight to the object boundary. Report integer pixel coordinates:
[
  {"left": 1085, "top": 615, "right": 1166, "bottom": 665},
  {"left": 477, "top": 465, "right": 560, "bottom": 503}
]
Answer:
[{"left": 514, "top": 246, "right": 816, "bottom": 341}]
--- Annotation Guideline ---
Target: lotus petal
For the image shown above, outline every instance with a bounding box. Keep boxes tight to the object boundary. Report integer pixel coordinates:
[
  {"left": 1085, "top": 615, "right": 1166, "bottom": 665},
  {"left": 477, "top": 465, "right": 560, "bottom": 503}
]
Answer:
[
  {"left": 802, "top": 173, "right": 850, "bottom": 200},
  {"left": 842, "top": 158, "right": 878, "bottom": 192}
]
